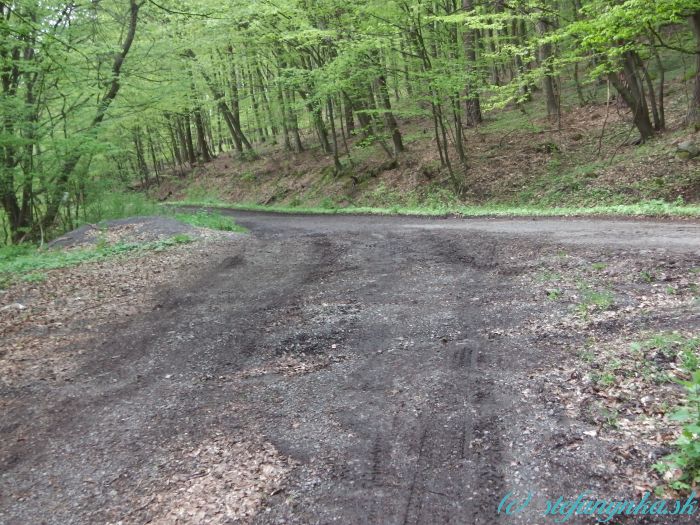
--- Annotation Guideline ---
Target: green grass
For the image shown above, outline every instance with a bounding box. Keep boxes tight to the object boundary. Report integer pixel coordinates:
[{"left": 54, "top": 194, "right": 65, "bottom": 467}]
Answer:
[
  {"left": 0, "top": 235, "right": 193, "bottom": 289},
  {"left": 648, "top": 332, "right": 700, "bottom": 494},
  {"left": 575, "top": 283, "right": 615, "bottom": 319},
  {"left": 546, "top": 288, "right": 563, "bottom": 300},
  {"left": 80, "top": 190, "right": 162, "bottom": 224},
  {"left": 479, "top": 106, "right": 545, "bottom": 134},
  {"left": 536, "top": 269, "right": 563, "bottom": 282},
  {"left": 0, "top": 207, "right": 246, "bottom": 288},
  {"left": 181, "top": 185, "right": 226, "bottom": 205},
  {"left": 633, "top": 333, "right": 700, "bottom": 367},
  {"left": 174, "top": 210, "right": 248, "bottom": 232},
  {"left": 167, "top": 199, "right": 700, "bottom": 218},
  {"left": 0, "top": 190, "right": 164, "bottom": 246}
]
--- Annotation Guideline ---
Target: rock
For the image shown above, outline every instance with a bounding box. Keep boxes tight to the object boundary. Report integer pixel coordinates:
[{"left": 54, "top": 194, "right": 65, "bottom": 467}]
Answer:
[
  {"left": 676, "top": 140, "right": 699, "bottom": 160},
  {"left": 2, "top": 303, "right": 26, "bottom": 311}
]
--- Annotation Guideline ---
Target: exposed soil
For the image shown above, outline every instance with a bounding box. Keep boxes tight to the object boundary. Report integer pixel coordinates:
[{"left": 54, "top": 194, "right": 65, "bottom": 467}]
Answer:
[{"left": 1, "top": 212, "right": 699, "bottom": 524}]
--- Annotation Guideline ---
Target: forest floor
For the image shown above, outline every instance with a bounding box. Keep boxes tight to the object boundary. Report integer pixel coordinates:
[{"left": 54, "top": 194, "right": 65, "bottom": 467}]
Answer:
[
  {"left": 1, "top": 211, "right": 699, "bottom": 524},
  {"left": 150, "top": 86, "right": 700, "bottom": 213}
]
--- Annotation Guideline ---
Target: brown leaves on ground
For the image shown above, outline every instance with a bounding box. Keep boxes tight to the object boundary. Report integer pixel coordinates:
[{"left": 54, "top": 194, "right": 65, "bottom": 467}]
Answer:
[
  {"left": 153, "top": 97, "right": 699, "bottom": 209},
  {"left": 236, "top": 352, "right": 347, "bottom": 379},
  {"left": 2, "top": 232, "right": 302, "bottom": 524},
  {"left": 520, "top": 248, "right": 700, "bottom": 494},
  {"left": 0, "top": 238, "right": 237, "bottom": 389},
  {"left": 137, "top": 436, "right": 294, "bottom": 525}
]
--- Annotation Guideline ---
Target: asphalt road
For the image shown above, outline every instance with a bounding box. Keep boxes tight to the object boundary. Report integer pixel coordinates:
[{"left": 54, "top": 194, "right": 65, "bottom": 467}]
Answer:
[{"left": 2, "top": 212, "right": 699, "bottom": 524}]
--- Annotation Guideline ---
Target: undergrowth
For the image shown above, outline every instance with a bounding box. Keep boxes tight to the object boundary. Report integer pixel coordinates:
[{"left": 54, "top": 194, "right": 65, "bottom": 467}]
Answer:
[
  {"left": 650, "top": 334, "right": 700, "bottom": 493},
  {"left": 0, "top": 235, "right": 193, "bottom": 290},
  {"left": 169, "top": 199, "right": 700, "bottom": 218}
]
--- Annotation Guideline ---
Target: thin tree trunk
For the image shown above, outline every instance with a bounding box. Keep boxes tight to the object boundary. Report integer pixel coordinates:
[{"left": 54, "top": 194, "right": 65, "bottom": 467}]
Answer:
[
  {"left": 146, "top": 127, "right": 161, "bottom": 183},
  {"left": 634, "top": 53, "right": 662, "bottom": 131},
  {"left": 166, "top": 115, "right": 183, "bottom": 170},
  {"left": 571, "top": 0, "right": 586, "bottom": 106},
  {"left": 343, "top": 93, "right": 355, "bottom": 135},
  {"left": 257, "top": 65, "right": 278, "bottom": 142},
  {"left": 302, "top": 93, "right": 331, "bottom": 153},
  {"left": 227, "top": 53, "right": 244, "bottom": 153},
  {"left": 193, "top": 107, "right": 212, "bottom": 163},
  {"left": 166, "top": 116, "right": 184, "bottom": 175},
  {"left": 536, "top": 16, "right": 560, "bottom": 121},
  {"left": 248, "top": 65, "right": 265, "bottom": 142},
  {"left": 288, "top": 90, "right": 304, "bottom": 152},
  {"left": 277, "top": 83, "right": 292, "bottom": 151},
  {"left": 462, "top": 0, "right": 483, "bottom": 126},
  {"left": 182, "top": 115, "right": 197, "bottom": 165},
  {"left": 187, "top": 49, "right": 254, "bottom": 154},
  {"left": 133, "top": 128, "right": 149, "bottom": 184},
  {"left": 327, "top": 97, "right": 342, "bottom": 172},
  {"left": 608, "top": 64, "right": 655, "bottom": 142},
  {"left": 377, "top": 74, "right": 405, "bottom": 155},
  {"left": 648, "top": 44, "right": 665, "bottom": 130},
  {"left": 364, "top": 85, "right": 394, "bottom": 159},
  {"left": 687, "top": 11, "right": 700, "bottom": 129}
]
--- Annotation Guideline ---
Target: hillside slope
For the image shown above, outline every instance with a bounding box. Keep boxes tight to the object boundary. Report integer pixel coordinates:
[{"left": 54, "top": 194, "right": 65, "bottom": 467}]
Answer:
[{"left": 151, "top": 89, "right": 700, "bottom": 213}]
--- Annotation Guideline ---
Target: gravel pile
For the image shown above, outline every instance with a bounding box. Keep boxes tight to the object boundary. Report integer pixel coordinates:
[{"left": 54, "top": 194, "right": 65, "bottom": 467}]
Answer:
[{"left": 48, "top": 216, "right": 202, "bottom": 248}]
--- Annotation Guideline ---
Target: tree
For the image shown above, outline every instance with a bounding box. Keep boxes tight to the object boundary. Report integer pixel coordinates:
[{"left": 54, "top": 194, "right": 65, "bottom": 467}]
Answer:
[{"left": 3, "top": 0, "right": 700, "bottom": 243}]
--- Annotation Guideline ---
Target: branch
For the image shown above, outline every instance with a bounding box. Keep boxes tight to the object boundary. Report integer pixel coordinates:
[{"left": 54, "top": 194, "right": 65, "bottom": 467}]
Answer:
[
  {"left": 646, "top": 24, "right": 695, "bottom": 55},
  {"left": 147, "top": 0, "right": 220, "bottom": 19}
]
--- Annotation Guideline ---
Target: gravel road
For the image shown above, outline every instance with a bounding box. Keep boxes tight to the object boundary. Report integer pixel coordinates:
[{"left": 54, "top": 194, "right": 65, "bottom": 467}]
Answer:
[{"left": 2, "top": 212, "right": 699, "bottom": 524}]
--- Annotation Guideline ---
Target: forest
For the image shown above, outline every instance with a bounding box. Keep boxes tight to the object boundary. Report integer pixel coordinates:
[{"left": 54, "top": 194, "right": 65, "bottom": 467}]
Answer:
[{"left": 1, "top": 0, "right": 700, "bottom": 244}]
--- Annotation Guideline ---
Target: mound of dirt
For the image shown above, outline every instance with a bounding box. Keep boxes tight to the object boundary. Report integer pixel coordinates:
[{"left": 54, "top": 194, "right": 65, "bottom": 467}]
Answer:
[{"left": 48, "top": 216, "right": 202, "bottom": 249}]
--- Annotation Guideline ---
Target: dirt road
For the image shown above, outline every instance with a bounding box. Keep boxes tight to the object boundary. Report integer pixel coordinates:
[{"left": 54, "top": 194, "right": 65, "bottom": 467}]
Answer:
[{"left": 2, "top": 213, "right": 699, "bottom": 524}]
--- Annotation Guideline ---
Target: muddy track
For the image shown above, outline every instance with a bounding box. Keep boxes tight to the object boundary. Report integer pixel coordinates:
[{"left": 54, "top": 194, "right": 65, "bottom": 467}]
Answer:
[{"left": 1, "top": 213, "right": 699, "bottom": 524}]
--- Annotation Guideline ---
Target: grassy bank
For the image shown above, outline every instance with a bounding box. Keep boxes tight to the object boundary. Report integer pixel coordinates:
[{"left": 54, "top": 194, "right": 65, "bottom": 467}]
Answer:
[
  {"left": 169, "top": 199, "right": 700, "bottom": 219},
  {"left": 0, "top": 235, "right": 193, "bottom": 289},
  {"left": 0, "top": 209, "right": 245, "bottom": 289},
  {"left": 173, "top": 210, "right": 248, "bottom": 232}
]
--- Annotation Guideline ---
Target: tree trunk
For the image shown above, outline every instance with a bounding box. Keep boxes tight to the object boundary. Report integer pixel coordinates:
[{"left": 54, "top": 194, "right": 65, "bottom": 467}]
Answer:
[
  {"left": 227, "top": 53, "right": 244, "bottom": 153},
  {"left": 343, "top": 93, "right": 355, "bottom": 135},
  {"left": 462, "top": 0, "right": 483, "bottom": 126},
  {"left": 377, "top": 74, "right": 405, "bottom": 155},
  {"left": 257, "top": 65, "right": 278, "bottom": 142},
  {"left": 133, "top": 128, "right": 149, "bottom": 185},
  {"left": 452, "top": 94, "right": 468, "bottom": 172},
  {"left": 608, "top": 63, "right": 655, "bottom": 142},
  {"left": 634, "top": 53, "right": 662, "bottom": 131},
  {"left": 182, "top": 115, "right": 197, "bottom": 165},
  {"left": 327, "top": 98, "right": 342, "bottom": 173},
  {"left": 277, "top": 83, "right": 292, "bottom": 151},
  {"left": 186, "top": 49, "right": 254, "bottom": 154},
  {"left": 166, "top": 115, "right": 185, "bottom": 175},
  {"left": 536, "top": 16, "right": 560, "bottom": 121},
  {"left": 248, "top": 65, "right": 265, "bottom": 142},
  {"left": 301, "top": 92, "right": 331, "bottom": 153},
  {"left": 193, "top": 107, "right": 212, "bottom": 163},
  {"left": 287, "top": 91, "right": 304, "bottom": 152},
  {"left": 688, "top": 11, "right": 700, "bottom": 129}
]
